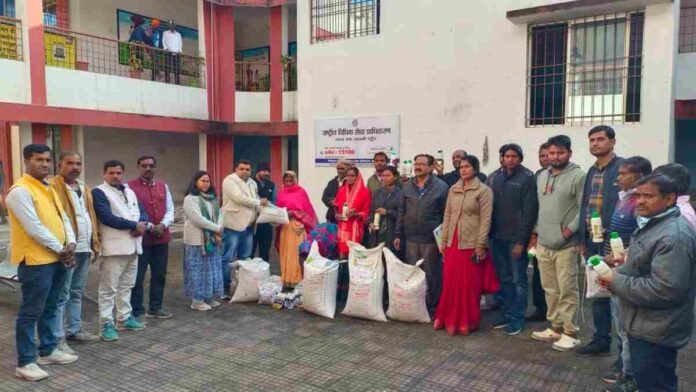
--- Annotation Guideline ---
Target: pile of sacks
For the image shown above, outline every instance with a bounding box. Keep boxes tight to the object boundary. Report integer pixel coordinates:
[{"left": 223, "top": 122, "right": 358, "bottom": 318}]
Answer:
[{"left": 229, "top": 241, "right": 430, "bottom": 324}]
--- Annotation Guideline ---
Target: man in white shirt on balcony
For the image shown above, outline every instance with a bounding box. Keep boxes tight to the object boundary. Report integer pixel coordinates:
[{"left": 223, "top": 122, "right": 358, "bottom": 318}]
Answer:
[{"left": 162, "top": 19, "right": 183, "bottom": 85}]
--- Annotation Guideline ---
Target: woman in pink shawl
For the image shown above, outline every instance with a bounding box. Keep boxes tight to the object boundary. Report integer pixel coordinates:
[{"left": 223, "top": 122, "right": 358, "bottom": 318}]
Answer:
[{"left": 276, "top": 171, "right": 318, "bottom": 287}]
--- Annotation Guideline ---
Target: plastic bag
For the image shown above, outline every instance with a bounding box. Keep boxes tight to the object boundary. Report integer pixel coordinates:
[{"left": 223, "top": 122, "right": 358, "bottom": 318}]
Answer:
[
  {"left": 383, "top": 248, "right": 430, "bottom": 323},
  {"left": 585, "top": 262, "right": 612, "bottom": 299},
  {"left": 302, "top": 241, "right": 339, "bottom": 318},
  {"left": 433, "top": 224, "right": 443, "bottom": 250},
  {"left": 256, "top": 205, "right": 289, "bottom": 225},
  {"left": 258, "top": 275, "right": 283, "bottom": 305},
  {"left": 231, "top": 258, "right": 270, "bottom": 303},
  {"left": 342, "top": 242, "right": 387, "bottom": 322}
]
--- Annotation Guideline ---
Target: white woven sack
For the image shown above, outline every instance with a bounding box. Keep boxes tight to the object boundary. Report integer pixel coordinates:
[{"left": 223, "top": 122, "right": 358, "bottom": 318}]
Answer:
[
  {"left": 342, "top": 242, "right": 387, "bottom": 322},
  {"left": 383, "top": 248, "right": 430, "bottom": 323},
  {"left": 256, "top": 206, "right": 289, "bottom": 225},
  {"left": 302, "top": 241, "right": 339, "bottom": 319},
  {"left": 231, "top": 258, "right": 270, "bottom": 303}
]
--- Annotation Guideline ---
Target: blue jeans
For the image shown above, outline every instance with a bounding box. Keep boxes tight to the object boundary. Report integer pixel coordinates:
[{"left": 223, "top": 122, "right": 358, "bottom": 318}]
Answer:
[
  {"left": 610, "top": 297, "right": 632, "bottom": 377},
  {"left": 591, "top": 296, "right": 612, "bottom": 347},
  {"left": 55, "top": 252, "right": 91, "bottom": 338},
  {"left": 491, "top": 239, "right": 528, "bottom": 326},
  {"left": 16, "top": 261, "right": 67, "bottom": 367},
  {"left": 221, "top": 227, "right": 253, "bottom": 293},
  {"left": 629, "top": 335, "right": 678, "bottom": 392}
]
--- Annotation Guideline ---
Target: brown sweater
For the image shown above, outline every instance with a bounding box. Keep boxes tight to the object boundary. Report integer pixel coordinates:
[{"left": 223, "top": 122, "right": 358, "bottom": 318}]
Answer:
[
  {"left": 50, "top": 175, "right": 101, "bottom": 253},
  {"left": 441, "top": 177, "right": 493, "bottom": 250}
]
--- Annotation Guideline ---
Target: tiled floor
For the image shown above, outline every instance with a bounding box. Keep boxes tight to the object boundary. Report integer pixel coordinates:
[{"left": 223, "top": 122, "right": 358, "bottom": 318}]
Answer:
[{"left": 0, "top": 242, "right": 694, "bottom": 391}]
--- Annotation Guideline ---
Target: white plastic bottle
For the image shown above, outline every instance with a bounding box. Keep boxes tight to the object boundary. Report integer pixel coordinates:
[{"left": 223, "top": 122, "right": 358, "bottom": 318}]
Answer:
[
  {"left": 436, "top": 150, "right": 444, "bottom": 167},
  {"left": 588, "top": 255, "right": 613, "bottom": 279},
  {"left": 389, "top": 148, "right": 398, "bottom": 166},
  {"left": 591, "top": 212, "right": 604, "bottom": 243},
  {"left": 610, "top": 232, "right": 625, "bottom": 259},
  {"left": 341, "top": 202, "right": 349, "bottom": 221},
  {"left": 373, "top": 212, "right": 381, "bottom": 228},
  {"left": 527, "top": 247, "right": 537, "bottom": 261}
]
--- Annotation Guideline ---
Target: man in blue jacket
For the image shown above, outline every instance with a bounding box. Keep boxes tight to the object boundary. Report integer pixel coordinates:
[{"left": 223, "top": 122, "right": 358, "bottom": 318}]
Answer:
[{"left": 577, "top": 125, "right": 624, "bottom": 357}]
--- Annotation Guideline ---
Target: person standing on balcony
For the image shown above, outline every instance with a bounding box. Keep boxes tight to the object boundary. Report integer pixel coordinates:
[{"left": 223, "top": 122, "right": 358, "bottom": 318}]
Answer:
[
  {"left": 127, "top": 156, "right": 174, "bottom": 322},
  {"left": 162, "top": 20, "right": 182, "bottom": 85},
  {"left": 149, "top": 19, "right": 164, "bottom": 82},
  {"left": 92, "top": 161, "right": 149, "bottom": 341},
  {"left": 252, "top": 163, "right": 275, "bottom": 262},
  {"left": 9, "top": 144, "right": 77, "bottom": 382},
  {"left": 50, "top": 152, "right": 101, "bottom": 354}
]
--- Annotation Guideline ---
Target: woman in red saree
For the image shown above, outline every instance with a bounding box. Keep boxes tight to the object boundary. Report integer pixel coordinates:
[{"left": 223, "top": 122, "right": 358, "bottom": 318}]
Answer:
[
  {"left": 334, "top": 167, "right": 372, "bottom": 256},
  {"left": 333, "top": 167, "right": 371, "bottom": 301},
  {"left": 275, "top": 171, "right": 318, "bottom": 288}
]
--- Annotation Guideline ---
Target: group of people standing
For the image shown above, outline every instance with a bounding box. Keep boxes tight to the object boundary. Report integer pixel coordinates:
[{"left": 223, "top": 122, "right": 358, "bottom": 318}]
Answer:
[
  {"left": 8, "top": 123, "right": 696, "bottom": 391},
  {"left": 317, "top": 125, "right": 696, "bottom": 392}
]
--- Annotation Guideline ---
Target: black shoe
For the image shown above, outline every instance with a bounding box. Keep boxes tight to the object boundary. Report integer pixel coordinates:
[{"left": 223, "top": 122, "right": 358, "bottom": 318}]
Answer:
[
  {"left": 525, "top": 309, "right": 547, "bottom": 322},
  {"left": 600, "top": 369, "right": 622, "bottom": 384},
  {"left": 575, "top": 339, "right": 611, "bottom": 357}
]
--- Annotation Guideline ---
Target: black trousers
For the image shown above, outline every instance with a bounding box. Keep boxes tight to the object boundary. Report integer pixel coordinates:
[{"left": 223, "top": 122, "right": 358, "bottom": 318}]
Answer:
[
  {"left": 131, "top": 243, "right": 169, "bottom": 316},
  {"left": 253, "top": 223, "right": 273, "bottom": 262}
]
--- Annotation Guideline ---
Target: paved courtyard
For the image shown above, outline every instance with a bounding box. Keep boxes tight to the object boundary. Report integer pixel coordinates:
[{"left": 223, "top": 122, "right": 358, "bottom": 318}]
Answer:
[{"left": 1, "top": 241, "right": 695, "bottom": 392}]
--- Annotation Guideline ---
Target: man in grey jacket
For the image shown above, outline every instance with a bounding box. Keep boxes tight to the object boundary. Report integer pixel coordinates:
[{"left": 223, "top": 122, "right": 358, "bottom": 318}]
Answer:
[
  {"left": 394, "top": 154, "right": 449, "bottom": 314},
  {"left": 531, "top": 135, "right": 586, "bottom": 352},
  {"left": 600, "top": 174, "right": 696, "bottom": 392}
]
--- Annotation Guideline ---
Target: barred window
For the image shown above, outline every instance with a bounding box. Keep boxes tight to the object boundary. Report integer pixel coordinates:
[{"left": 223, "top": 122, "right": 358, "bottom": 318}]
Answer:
[
  {"left": 527, "top": 12, "right": 644, "bottom": 127},
  {"left": 681, "top": 6, "right": 696, "bottom": 53},
  {"left": 311, "top": 0, "right": 380, "bottom": 44}
]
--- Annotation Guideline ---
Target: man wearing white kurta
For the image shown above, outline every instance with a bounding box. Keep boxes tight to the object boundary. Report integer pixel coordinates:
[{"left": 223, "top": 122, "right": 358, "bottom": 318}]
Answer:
[{"left": 91, "top": 160, "right": 150, "bottom": 341}]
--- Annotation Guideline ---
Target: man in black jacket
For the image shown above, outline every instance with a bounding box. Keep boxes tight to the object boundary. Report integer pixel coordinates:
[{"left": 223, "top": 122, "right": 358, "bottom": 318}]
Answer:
[
  {"left": 488, "top": 144, "right": 538, "bottom": 336},
  {"left": 395, "top": 154, "right": 449, "bottom": 314},
  {"left": 577, "top": 126, "right": 625, "bottom": 357},
  {"left": 321, "top": 160, "right": 351, "bottom": 223},
  {"left": 526, "top": 143, "right": 550, "bottom": 322},
  {"left": 436, "top": 149, "right": 487, "bottom": 186},
  {"left": 252, "top": 163, "right": 275, "bottom": 261}
]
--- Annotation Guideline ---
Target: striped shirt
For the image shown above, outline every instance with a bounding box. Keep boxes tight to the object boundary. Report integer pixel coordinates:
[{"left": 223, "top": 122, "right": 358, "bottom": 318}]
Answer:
[{"left": 602, "top": 189, "right": 639, "bottom": 257}]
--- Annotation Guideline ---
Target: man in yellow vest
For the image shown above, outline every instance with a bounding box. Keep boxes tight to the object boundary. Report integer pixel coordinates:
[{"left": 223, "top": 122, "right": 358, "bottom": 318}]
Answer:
[{"left": 7, "top": 144, "right": 78, "bottom": 382}]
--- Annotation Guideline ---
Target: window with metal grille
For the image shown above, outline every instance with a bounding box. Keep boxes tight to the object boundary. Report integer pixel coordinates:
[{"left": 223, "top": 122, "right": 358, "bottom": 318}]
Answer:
[
  {"left": 0, "top": 0, "right": 16, "bottom": 18},
  {"left": 681, "top": 6, "right": 696, "bottom": 53},
  {"left": 311, "top": 0, "right": 380, "bottom": 44},
  {"left": 527, "top": 12, "right": 644, "bottom": 127}
]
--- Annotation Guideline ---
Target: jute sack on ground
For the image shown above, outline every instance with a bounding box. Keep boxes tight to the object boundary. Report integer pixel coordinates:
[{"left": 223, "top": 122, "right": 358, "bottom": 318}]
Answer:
[
  {"left": 231, "top": 258, "right": 270, "bottom": 303},
  {"left": 342, "top": 242, "right": 387, "bottom": 322},
  {"left": 302, "top": 241, "right": 340, "bottom": 319},
  {"left": 383, "top": 248, "right": 430, "bottom": 323}
]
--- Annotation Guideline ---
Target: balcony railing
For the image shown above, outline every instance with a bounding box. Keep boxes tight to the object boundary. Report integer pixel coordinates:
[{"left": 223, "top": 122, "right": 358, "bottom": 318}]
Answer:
[
  {"left": 0, "top": 16, "right": 23, "bottom": 61},
  {"left": 284, "top": 60, "right": 297, "bottom": 92},
  {"left": 681, "top": 6, "right": 696, "bottom": 53},
  {"left": 43, "top": 26, "right": 206, "bottom": 88},
  {"left": 236, "top": 61, "right": 270, "bottom": 92},
  {"left": 235, "top": 61, "right": 298, "bottom": 92}
]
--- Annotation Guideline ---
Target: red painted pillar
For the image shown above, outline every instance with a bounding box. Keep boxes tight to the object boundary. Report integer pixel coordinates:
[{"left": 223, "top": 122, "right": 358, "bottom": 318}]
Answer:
[
  {"left": 0, "top": 123, "right": 13, "bottom": 192},
  {"left": 204, "top": 2, "right": 236, "bottom": 191},
  {"left": 207, "top": 135, "right": 234, "bottom": 196},
  {"left": 31, "top": 124, "right": 47, "bottom": 144},
  {"left": 55, "top": 0, "right": 70, "bottom": 29},
  {"left": 27, "top": 0, "right": 47, "bottom": 105},
  {"left": 269, "top": 6, "right": 283, "bottom": 122},
  {"left": 60, "top": 125, "right": 73, "bottom": 151},
  {"left": 204, "top": 2, "right": 236, "bottom": 122},
  {"left": 270, "top": 137, "right": 282, "bottom": 185}
]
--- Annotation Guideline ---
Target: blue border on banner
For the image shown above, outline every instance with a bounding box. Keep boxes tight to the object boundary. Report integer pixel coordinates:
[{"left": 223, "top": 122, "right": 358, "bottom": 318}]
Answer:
[{"left": 316, "top": 158, "right": 373, "bottom": 166}]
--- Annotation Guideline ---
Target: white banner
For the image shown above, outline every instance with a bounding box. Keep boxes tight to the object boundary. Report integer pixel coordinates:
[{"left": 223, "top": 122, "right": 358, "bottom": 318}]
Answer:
[{"left": 314, "top": 115, "right": 400, "bottom": 167}]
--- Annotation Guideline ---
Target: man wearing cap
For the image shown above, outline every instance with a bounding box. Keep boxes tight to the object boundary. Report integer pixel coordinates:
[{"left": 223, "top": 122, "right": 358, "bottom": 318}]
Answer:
[
  {"left": 252, "top": 163, "right": 276, "bottom": 261},
  {"left": 162, "top": 19, "right": 182, "bottom": 84}
]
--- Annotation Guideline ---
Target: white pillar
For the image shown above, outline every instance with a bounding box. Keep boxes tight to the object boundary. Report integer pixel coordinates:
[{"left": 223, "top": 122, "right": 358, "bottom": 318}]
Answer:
[
  {"left": 10, "top": 124, "right": 22, "bottom": 181},
  {"left": 197, "top": 0, "right": 207, "bottom": 59},
  {"left": 74, "top": 125, "right": 85, "bottom": 180},
  {"left": 281, "top": 5, "right": 289, "bottom": 56},
  {"left": 199, "top": 134, "right": 207, "bottom": 170}
]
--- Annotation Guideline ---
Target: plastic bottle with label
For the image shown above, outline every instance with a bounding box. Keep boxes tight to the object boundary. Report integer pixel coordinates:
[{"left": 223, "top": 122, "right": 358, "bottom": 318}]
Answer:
[
  {"left": 527, "top": 247, "right": 537, "bottom": 261},
  {"left": 341, "top": 202, "right": 349, "bottom": 221},
  {"left": 588, "top": 255, "right": 613, "bottom": 279},
  {"left": 591, "top": 211, "right": 604, "bottom": 243},
  {"left": 610, "top": 232, "right": 625, "bottom": 259},
  {"left": 436, "top": 150, "right": 445, "bottom": 167}
]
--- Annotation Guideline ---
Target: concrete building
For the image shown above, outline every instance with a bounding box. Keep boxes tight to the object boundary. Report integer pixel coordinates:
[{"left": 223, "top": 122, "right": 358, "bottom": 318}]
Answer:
[
  {"left": 0, "top": 0, "right": 299, "bottom": 202},
  {"left": 297, "top": 0, "right": 696, "bottom": 215}
]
